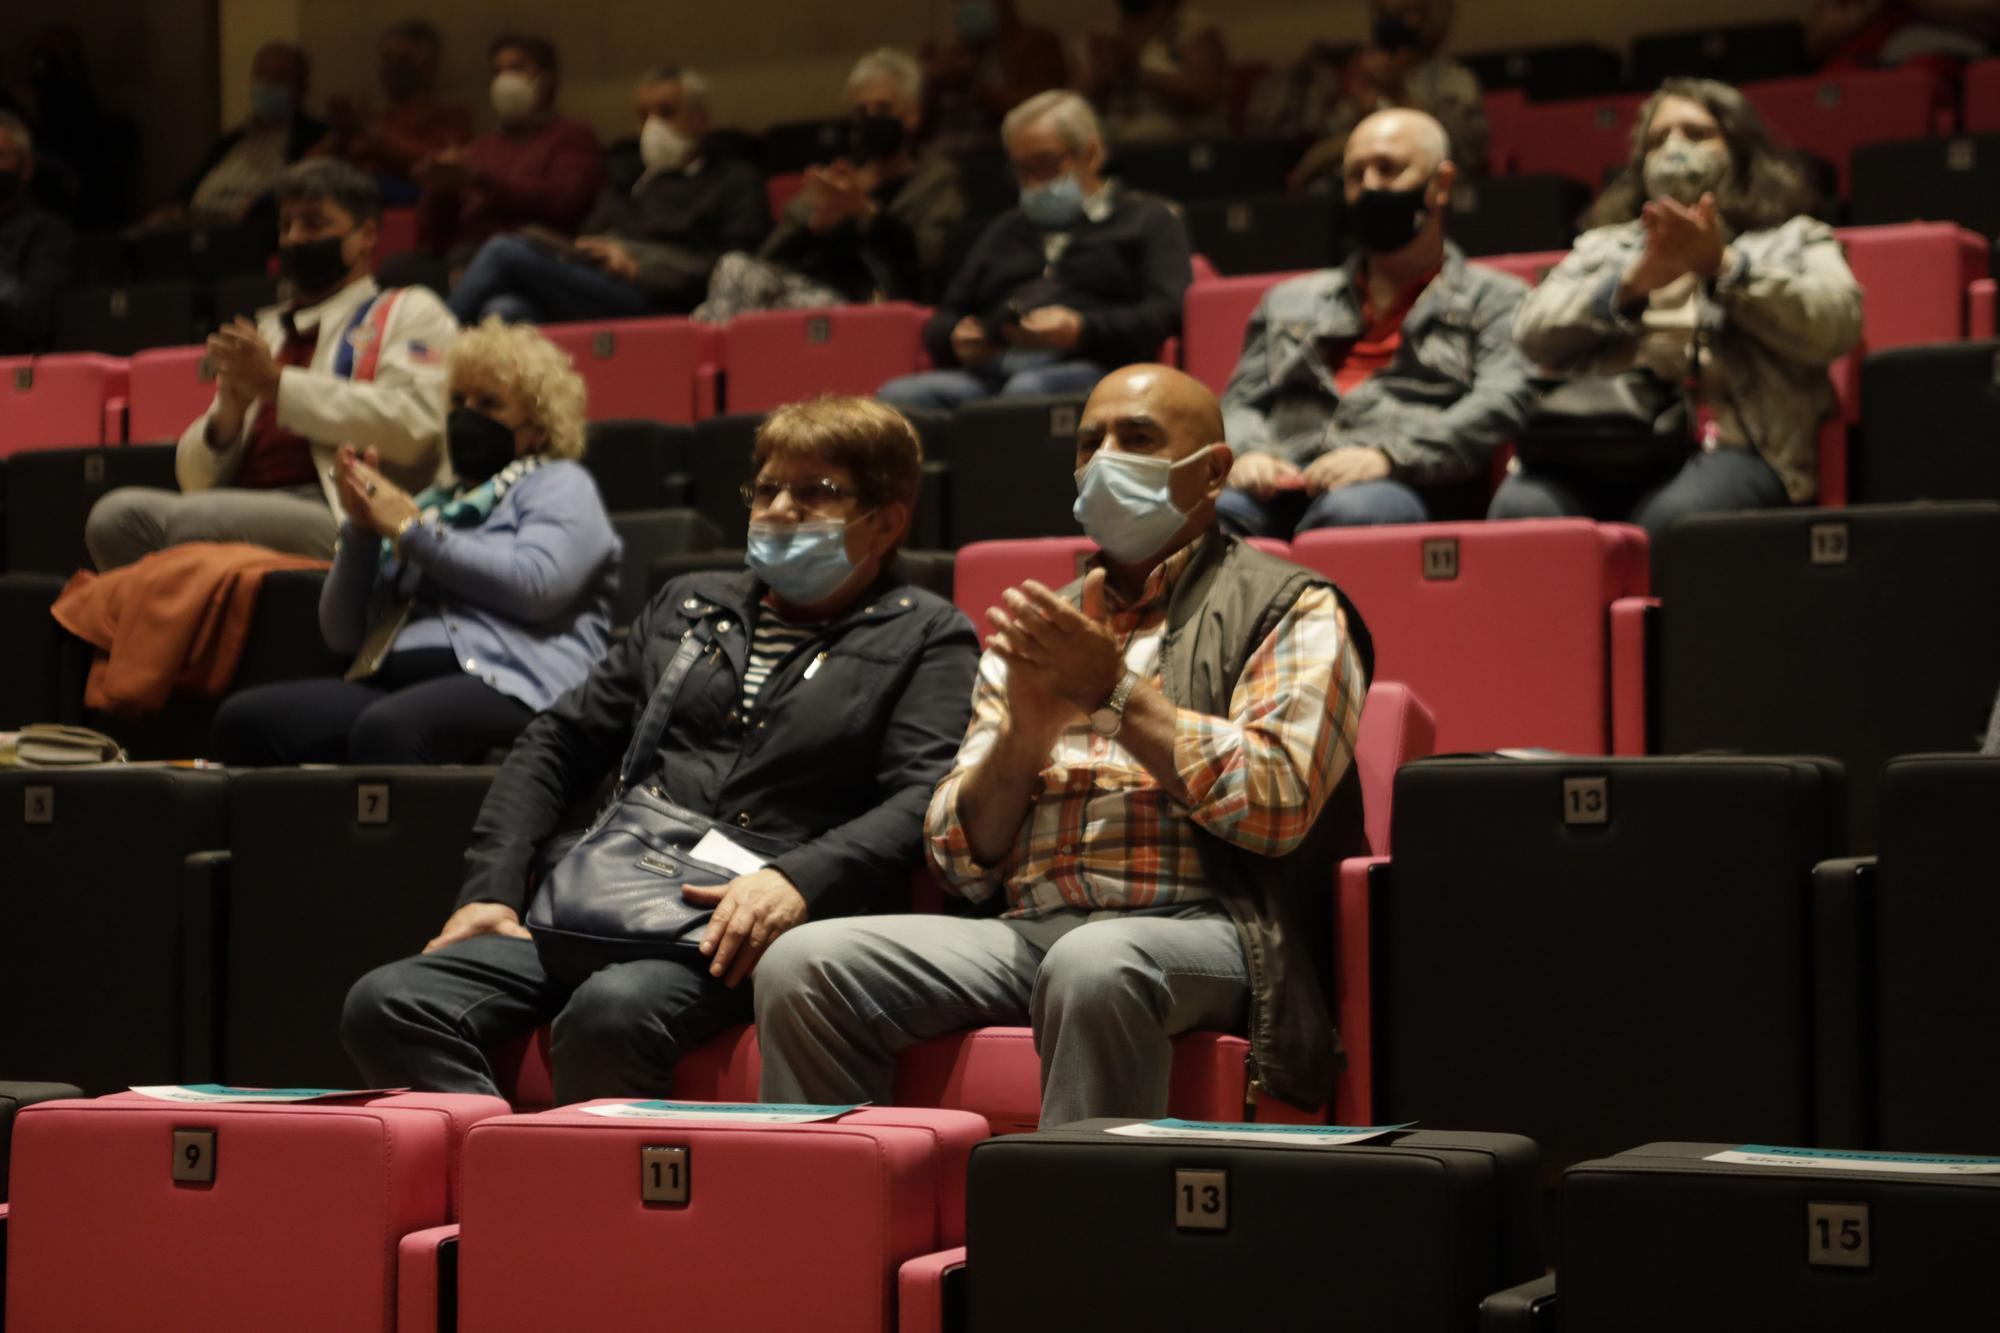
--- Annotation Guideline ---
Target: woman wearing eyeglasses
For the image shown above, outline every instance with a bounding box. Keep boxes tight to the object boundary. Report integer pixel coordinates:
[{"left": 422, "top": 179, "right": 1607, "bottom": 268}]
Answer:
[
  {"left": 338, "top": 393, "right": 982, "bottom": 1107},
  {"left": 210, "top": 317, "right": 620, "bottom": 765}
]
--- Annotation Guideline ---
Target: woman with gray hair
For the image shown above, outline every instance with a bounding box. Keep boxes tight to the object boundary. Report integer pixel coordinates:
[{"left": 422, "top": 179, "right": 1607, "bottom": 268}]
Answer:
[
  {"left": 210, "top": 319, "right": 620, "bottom": 765},
  {"left": 694, "top": 48, "right": 966, "bottom": 319}
]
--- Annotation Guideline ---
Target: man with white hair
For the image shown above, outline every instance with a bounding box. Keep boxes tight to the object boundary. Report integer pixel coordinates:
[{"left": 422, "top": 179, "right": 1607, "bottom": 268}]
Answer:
[
  {"left": 695, "top": 48, "right": 966, "bottom": 320},
  {"left": 0, "top": 110, "right": 77, "bottom": 354},
  {"left": 450, "top": 66, "right": 768, "bottom": 322},
  {"left": 1218, "top": 106, "right": 1536, "bottom": 532},
  {"left": 877, "top": 89, "right": 1192, "bottom": 409}
]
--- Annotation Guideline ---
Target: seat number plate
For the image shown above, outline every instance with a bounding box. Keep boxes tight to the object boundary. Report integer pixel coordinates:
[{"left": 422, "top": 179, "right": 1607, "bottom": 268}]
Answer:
[
  {"left": 642, "top": 1145, "right": 689, "bottom": 1204},
  {"left": 172, "top": 1128, "right": 216, "bottom": 1183},
  {"left": 1174, "top": 1168, "right": 1228, "bottom": 1231},
  {"left": 1808, "top": 1202, "right": 1870, "bottom": 1269}
]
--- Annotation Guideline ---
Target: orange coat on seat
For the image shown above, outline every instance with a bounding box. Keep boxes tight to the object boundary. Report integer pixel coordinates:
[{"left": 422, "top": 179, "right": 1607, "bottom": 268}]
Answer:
[{"left": 51, "top": 541, "right": 330, "bottom": 717}]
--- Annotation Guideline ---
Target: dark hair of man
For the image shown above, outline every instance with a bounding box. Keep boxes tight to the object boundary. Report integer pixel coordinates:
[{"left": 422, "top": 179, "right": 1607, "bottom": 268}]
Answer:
[
  {"left": 1586, "top": 77, "right": 1814, "bottom": 234},
  {"left": 488, "top": 33, "right": 558, "bottom": 75},
  {"left": 274, "top": 158, "right": 383, "bottom": 224},
  {"left": 385, "top": 19, "right": 443, "bottom": 56}
]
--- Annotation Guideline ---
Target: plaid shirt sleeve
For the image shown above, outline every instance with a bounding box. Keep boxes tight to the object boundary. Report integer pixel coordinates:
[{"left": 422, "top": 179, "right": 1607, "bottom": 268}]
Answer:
[
  {"left": 924, "top": 650, "right": 1012, "bottom": 902},
  {"left": 1170, "top": 587, "right": 1365, "bottom": 857}
]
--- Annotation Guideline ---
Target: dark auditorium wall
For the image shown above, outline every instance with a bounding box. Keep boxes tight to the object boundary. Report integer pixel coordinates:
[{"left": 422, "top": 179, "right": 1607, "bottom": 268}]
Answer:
[
  {"left": 3, "top": 0, "right": 219, "bottom": 213},
  {"left": 252, "top": 0, "right": 1810, "bottom": 138}
]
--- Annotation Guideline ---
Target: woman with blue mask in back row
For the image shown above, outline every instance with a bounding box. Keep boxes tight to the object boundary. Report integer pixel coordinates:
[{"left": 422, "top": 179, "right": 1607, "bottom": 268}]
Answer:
[
  {"left": 210, "top": 318, "right": 620, "bottom": 766},
  {"left": 876, "top": 89, "right": 1194, "bottom": 411}
]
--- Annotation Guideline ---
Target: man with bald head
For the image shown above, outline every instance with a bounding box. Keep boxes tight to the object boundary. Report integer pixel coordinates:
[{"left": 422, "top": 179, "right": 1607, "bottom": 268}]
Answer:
[
  {"left": 756, "top": 364, "right": 1374, "bottom": 1123},
  {"left": 1219, "top": 107, "right": 1536, "bottom": 533}
]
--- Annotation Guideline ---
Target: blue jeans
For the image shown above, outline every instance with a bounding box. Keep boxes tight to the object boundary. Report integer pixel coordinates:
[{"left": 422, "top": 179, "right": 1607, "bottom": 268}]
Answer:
[
  {"left": 1216, "top": 479, "right": 1431, "bottom": 537},
  {"left": 877, "top": 348, "right": 1107, "bottom": 411},
  {"left": 448, "top": 233, "right": 656, "bottom": 325},
  {"left": 1489, "top": 447, "right": 1789, "bottom": 540}
]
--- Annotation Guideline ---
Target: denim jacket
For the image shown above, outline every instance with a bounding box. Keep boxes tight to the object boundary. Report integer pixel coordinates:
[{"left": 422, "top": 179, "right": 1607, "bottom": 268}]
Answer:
[
  {"left": 1513, "top": 215, "right": 1864, "bottom": 503},
  {"left": 321, "top": 460, "right": 621, "bottom": 713},
  {"left": 1221, "top": 242, "right": 1538, "bottom": 486}
]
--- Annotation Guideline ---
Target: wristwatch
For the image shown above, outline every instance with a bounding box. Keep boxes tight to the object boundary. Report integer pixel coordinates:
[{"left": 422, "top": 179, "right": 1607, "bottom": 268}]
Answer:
[{"left": 1089, "top": 670, "right": 1141, "bottom": 738}]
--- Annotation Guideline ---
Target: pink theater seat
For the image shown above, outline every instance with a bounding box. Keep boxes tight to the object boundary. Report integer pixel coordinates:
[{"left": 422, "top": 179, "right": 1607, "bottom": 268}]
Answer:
[
  {"left": 376, "top": 207, "right": 420, "bottom": 262},
  {"left": 1745, "top": 67, "right": 1948, "bottom": 198},
  {"left": 3, "top": 1091, "right": 507, "bottom": 1333},
  {"left": 891, "top": 679, "right": 1436, "bottom": 1133},
  {"left": 1182, "top": 270, "right": 1309, "bottom": 394},
  {"left": 448, "top": 1105, "right": 988, "bottom": 1332},
  {"left": 1292, "top": 519, "right": 1651, "bottom": 756},
  {"left": 720, "top": 302, "right": 931, "bottom": 413},
  {"left": 127, "top": 344, "right": 214, "bottom": 443},
  {"left": 1968, "top": 58, "right": 2000, "bottom": 132},
  {"left": 1484, "top": 89, "right": 1528, "bottom": 174},
  {"left": 493, "top": 1021, "right": 762, "bottom": 1113},
  {"left": 952, "top": 535, "right": 1290, "bottom": 646},
  {"left": 1513, "top": 93, "right": 1647, "bottom": 190},
  {"left": 542, "top": 317, "right": 718, "bottom": 423},
  {"left": 767, "top": 171, "right": 809, "bottom": 217},
  {"left": 1471, "top": 249, "right": 1568, "bottom": 287},
  {"left": 0, "top": 353, "right": 128, "bottom": 454}
]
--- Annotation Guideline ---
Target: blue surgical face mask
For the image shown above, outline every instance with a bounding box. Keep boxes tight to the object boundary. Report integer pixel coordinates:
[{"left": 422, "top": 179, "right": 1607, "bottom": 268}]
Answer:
[
  {"left": 1020, "top": 172, "right": 1086, "bottom": 229},
  {"left": 1072, "top": 446, "right": 1214, "bottom": 564},
  {"left": 956, "top": 0, "right": 1002, "bottom": 45},
  {"left": 747, "top": 518, "right": 860, "bottom": 605},
  {"left": 250, "top": 81, "right": 295, "bottom": 126}
]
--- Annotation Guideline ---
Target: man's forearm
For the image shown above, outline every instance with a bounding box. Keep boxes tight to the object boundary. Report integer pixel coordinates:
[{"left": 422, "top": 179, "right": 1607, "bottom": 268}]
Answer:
[
  {"left": 1107, "top": 681, "right": 1192, "bottom": 804},
  {"left": 206, "top": 389, "right": 251, "bottom": 448},
  {"left": 957, "top": 719, "right": 1057, "bottom": 866}
]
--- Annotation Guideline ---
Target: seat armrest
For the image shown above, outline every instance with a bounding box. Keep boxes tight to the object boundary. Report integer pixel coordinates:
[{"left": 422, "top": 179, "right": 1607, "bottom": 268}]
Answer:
[
  {"left": 1479, "top": 1273, "right": 1558, "bottom": 1331},
  {"left": 1971, "top": 277, "right": 1996, "bottom": 339},
  {"left": 899, "top": 1246, "right": 968, "bottom": 1333},
  {"left": 1335, "top": 856, "right": 1391, "bottom": 1126},
  {"left": 1609, "top": 596, "right": 1658, "bottom": 756},
  {"left": 182, "top": 850, "right": 230, "bottom": 1079},
  {"left": 1814, "top": 856, "right": 1877, "bottom": 1149},
  {"left": 397, "top": 1223, "right": 461, "bottom": 1333}
]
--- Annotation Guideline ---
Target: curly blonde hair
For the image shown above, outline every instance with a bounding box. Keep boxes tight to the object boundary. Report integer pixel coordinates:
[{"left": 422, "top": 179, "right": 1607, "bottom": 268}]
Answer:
[{"left": 446, "top": 317, "right": 589, "bottom": 460}]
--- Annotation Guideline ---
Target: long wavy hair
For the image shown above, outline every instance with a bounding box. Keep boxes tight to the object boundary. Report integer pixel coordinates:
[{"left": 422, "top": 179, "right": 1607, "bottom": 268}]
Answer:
[{"left": 1586, "top": 78, "right": 1814, "bottom": 234}]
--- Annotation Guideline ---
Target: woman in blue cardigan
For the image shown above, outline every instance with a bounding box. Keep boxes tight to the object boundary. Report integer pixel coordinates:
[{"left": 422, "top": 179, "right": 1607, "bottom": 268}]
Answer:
[{"left": 211, "top": 318, "right": 621, "bottom": 764}]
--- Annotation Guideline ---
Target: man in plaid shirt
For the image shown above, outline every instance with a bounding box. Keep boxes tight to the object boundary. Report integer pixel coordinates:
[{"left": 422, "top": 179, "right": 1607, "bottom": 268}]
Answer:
[{"left": 756, "top": 364, "right": 1373, "bottom": 1123}]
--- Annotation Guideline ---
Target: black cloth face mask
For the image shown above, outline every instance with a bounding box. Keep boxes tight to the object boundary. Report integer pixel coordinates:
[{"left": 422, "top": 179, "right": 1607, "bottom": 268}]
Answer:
[
  {"left": 1372, "top": 11, "right": 1424, "bottom": 54},
  {"left": 447, "top": 406, "right": 520, "bottom": 486},
  {"left": 849, "top": 114, "right": 907, "bottom": 163},
  {"left": 280, "top": 234, "right": 351, "bottom": 295},
  {"left": 1349, "top": 179, "right": 1435, "bottom": 255}
]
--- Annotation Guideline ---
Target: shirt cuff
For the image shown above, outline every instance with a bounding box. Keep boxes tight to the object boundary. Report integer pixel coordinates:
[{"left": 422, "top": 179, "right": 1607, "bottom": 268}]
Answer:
[
  {"left": 1171, "top": 706, "right": 1242, "bottom": 817},
  {"left": 1591, "top": 270, "right": 1644, "bottom": 331},
  {"left": 1710, "top": 246, "right": 1753, "bottom": 299},
  {"left": 922, "top": 772, "right": 1000, "bottom": 900}
]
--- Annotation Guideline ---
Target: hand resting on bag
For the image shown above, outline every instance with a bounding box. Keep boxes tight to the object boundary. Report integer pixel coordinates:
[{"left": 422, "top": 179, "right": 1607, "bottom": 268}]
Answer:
[
  {"left": 686, "top": 869, "right": 808, "bottom": 988},
  {"left": 424, "top": 902, "right": 534, "bottom": 955}
]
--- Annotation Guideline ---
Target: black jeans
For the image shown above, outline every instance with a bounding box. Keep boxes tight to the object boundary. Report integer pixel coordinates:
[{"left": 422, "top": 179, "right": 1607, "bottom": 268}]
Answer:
[
  {"left": 209, "top": 648, "right": 533, "bottom": 765},
  {"left": 341, "top": 934, "right": 753, "bottom": 1105}
]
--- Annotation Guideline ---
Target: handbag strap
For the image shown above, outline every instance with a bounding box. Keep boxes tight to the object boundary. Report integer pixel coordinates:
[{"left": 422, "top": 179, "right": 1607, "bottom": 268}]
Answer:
[{"left": 611, "top": 618, "right": 719, "bottom": 797}]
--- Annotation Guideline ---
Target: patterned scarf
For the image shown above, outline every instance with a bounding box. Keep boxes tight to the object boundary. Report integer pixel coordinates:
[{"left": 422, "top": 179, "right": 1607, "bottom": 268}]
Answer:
[{"left": 378, "top": 454, "right": 545, "bottom": 566}]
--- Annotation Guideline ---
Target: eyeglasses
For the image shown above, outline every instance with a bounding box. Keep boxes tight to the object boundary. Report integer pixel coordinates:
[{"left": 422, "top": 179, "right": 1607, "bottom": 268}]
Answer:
[{"left": 739, "top": 478, "right": 859, "bottom": 514}]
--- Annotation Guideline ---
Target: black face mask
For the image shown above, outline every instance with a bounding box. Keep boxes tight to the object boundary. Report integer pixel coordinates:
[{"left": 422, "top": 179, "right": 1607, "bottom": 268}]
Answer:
[
  {"left": 849, "top": 114, "right": 907, "bottom": 163},
  {"left": 447, "top": 406, "right": 519, "bottom": 486},
  {"left": 1115, "top": 0, "right": 1158, "bottom": 16},
  {"left": 1349, "top": 181, "right": 1434, "bottom": 255},
  {"left": 279, "top": 233, "right": 351, "bottom": 295},
  {"left": 0, "top": 171, "right": 20, "bottom": 207},
  {"left": 1372, "top": 11, "right": 1424, "bottom": 54}
]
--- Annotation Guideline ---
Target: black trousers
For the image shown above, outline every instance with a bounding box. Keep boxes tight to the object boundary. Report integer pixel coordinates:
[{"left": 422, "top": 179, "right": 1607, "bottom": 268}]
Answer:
[
  {"left": 340, "top": 934, "right": 753, "bottom": 1105},
  {"left": 209, "top": 648, "right": 533, "bottom": 765}
]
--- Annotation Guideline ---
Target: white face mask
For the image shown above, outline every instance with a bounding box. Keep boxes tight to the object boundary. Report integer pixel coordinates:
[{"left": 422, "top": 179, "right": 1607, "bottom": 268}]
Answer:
[
  {"left": 1072, "top": 446, "right": 1216, "bottom": 564},
  {"left": 1643, "top": 131, "right": 1730, "bottom": 207},
  {"left": 490, "top": 70, "right": 539, "bottom": 124},
  {"left": 640, "top": 115, "right": 693, "bottom": 172}
]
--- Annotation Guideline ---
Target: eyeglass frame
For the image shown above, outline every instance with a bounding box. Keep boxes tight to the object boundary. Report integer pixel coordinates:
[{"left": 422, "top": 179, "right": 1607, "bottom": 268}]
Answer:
[{"left": 739, "top": 477, "right": 864, "bottom": 515}]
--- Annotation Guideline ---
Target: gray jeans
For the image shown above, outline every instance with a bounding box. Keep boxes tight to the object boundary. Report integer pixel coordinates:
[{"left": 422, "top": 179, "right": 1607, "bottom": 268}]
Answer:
[
  {"left": 85, "top": 484, "right": 337, "bottom": 570},
  {"left": 755, "top": 902, "right": 1249, "bottom": 1127}
]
